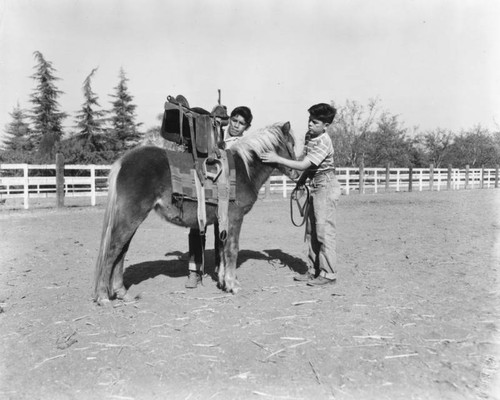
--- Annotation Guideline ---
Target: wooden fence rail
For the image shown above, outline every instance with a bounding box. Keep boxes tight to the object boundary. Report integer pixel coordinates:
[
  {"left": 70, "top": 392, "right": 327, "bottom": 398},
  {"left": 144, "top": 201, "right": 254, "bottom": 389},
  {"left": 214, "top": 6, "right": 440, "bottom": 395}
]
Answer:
[{"left": 1, "top": 163, "right": 499, "bottom": 209}]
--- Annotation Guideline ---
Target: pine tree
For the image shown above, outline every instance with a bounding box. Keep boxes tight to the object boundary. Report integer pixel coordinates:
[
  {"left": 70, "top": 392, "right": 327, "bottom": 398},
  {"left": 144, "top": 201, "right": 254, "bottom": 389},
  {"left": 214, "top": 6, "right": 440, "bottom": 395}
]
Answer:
[
  {"left": 73, "top": 68, "right": 107, "bottom": 152},
  {"left": 108, "top": 68, "right": 142, "bottom": 151},
  {"left": 29, "top": 51, "right": 67, "bottom": 162},
  {"left": 2, "top": 103, "right": 33, "bottom": 152}
]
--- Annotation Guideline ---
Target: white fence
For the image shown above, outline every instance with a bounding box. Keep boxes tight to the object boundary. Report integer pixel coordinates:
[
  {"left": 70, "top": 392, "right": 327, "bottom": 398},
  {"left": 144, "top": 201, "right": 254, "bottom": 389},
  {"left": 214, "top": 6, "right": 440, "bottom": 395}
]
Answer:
[
  {"left": 1, "top": 164, "right": 498, "bottom": 209},
  {"left": 264, "top": 166, "right": 499, "bottom": 197},
  {"left": 0, "top": 164, "right": 111, "bottom": 209}
]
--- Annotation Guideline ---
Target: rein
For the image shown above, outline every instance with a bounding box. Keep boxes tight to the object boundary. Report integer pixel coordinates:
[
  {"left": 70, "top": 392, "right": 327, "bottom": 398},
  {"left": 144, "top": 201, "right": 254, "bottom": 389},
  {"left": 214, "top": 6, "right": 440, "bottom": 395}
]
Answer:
[
  {"left": 280, "top": 133, "right": 311, "bottom": 227},
  {"left": 290, "top": 183, "right": 310, "bottom": 227}
]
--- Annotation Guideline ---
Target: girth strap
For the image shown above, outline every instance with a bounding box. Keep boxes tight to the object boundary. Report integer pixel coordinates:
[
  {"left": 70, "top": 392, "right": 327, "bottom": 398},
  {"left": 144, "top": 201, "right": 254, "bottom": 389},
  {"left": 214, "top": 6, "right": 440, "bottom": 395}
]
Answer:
[{"left": 193, "top": 169, "right": 207, "bottom": 275}]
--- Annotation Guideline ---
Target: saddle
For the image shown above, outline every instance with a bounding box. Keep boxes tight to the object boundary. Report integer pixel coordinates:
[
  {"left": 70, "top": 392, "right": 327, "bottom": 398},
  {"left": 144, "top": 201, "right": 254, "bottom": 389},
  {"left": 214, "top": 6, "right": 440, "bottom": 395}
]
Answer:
[
  {"left": 160, "top": 95, "right": 233, "bottom": 244},
  {"left": 161, "top": 95, "right": 228, "bottom": 157}
]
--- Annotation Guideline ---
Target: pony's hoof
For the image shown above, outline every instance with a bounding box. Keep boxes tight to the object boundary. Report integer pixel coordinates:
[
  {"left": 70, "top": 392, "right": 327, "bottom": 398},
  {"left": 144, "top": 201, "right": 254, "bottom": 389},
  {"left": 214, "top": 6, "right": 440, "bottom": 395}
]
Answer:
[
  {"left": 118, "top": 293, "right": 134, "bottom": 302},
  {"left": 229, "top": 285, "right": 241, "bottom": 294},
  {"left": 225, "top": 279, "right": 241, "bottom": 294},
  {"left": 95, "top": 297, "right": 111, "bottom": 307},
  {"left": 115, "top": 287, "right": 131, "bottom": 301}
]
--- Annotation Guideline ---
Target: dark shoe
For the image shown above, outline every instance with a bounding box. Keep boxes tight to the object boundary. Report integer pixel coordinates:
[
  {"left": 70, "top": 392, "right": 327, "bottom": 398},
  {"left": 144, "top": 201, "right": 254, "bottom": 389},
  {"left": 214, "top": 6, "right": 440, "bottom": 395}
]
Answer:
[
  {"left": 294, "top": 272, "right": 316, "bottom": 282},
  {"left": 307, "top": 276, "right": 336, "bottom": 286},
  {"left": 185, "top": 272, "right": 202, "bottom": 289}
]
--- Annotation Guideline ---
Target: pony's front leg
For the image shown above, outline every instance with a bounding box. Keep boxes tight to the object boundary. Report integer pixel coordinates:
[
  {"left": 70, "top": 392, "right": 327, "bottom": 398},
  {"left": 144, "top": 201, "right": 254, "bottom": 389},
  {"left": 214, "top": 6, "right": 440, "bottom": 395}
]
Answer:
[
  {"left": 214, "top": 223, "right": 221, "bottom": 276},
  {"left": 220, "top": 218, "right": 243, "bottom": 293}
]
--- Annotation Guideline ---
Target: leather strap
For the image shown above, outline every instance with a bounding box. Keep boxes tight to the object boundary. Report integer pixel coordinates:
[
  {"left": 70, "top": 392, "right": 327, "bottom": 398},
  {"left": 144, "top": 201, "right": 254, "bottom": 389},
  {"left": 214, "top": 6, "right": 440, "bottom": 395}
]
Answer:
[
  {"left": 178, "top": 103, "right": 184, "bottom": 146},
  {"left": 187, "top": 114, "right": 205, "bottom": 183},
  {"left": 193, "top": 169, "right": 207, "bottom": 274},
  {"left": 216, "top": 150, "right": 230, "bottom": 243}
]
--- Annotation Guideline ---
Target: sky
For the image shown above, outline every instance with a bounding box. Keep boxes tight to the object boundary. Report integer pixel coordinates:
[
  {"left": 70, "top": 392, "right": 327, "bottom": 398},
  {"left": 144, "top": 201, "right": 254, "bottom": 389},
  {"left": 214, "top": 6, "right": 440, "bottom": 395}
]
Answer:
[{"left": 0, "top": 0, "right": 499, "bottom": 144}]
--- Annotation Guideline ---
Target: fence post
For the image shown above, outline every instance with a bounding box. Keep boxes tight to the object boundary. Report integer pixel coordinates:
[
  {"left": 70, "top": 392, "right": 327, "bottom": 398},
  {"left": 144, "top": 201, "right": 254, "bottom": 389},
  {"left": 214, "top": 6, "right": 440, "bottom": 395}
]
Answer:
[
  {"left": 408, "top": 166, "right": 413, "bottom": 192},
  {"left": 90, "top": 165, "right": 96, "bottom": 206},
  {"left": 23, "top": 164, "right": 29, "bottom": 210},
  {"left": 385, "top": 163, "right": 390, "bottom": 192},
  {"left": 265, "top": 179, "right": 271, "bottom": 199},
  {"left": 56, "top": 153, "right": 65, "bottom": 208},
  {"left": 465, "top": 165, "right": 470, "bottom": 189},
  {"left": 359, "top": 162, "right": 365, "bottom": 195},
  {"left": 446, "top": 164, "right": 451, "bottom": 190},
  {"left": 496, "top": 165, "right": 499, "bottom": 189},
  {"left": 481, "top": 165, "right": 485, "bottom": 189},
  {"left": 282, "top": 175, "right": 287, "bottom": 198},
  {"left": 345, "top": 169, "right": 350, "bottom": 195},
  {"left": 429, "top": 164, "right": 434, "bottom": 191}
]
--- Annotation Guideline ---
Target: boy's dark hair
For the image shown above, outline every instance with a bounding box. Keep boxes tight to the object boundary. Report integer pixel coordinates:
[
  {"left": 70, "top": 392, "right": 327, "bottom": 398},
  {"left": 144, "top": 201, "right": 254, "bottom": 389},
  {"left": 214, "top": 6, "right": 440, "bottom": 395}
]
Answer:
[
  {"left": 308, "top": 103, "right": 337, "bottom": 124},
  {"left": 230, "top": 106, "right": 253, "bottom": 127}
]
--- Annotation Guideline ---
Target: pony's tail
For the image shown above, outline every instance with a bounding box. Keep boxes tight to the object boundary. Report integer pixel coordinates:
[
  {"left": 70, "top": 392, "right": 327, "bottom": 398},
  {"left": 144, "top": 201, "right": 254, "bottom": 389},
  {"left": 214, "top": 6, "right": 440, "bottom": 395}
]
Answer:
[{"left": 93, "top": 159, "right": 122, "bottom": 300}]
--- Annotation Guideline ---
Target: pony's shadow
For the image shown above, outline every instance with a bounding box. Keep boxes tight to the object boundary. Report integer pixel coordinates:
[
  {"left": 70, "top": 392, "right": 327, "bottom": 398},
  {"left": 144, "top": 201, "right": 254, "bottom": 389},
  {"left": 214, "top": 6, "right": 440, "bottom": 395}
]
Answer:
[
  {"left": 123, "top": 250, "right": 204, "bottom": 288},
  {"left": 123, "top": 248, "right": 305, "bottom": 288},
  {"left": 124, "top": 258, "right": 185, "bottom": 289}
]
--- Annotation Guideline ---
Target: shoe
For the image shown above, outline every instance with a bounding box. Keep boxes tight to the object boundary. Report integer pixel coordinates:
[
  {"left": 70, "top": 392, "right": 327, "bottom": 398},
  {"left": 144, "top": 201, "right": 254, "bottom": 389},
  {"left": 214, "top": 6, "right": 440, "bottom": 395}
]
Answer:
[
  {"left": 185, "top": 272, "right": 202, "bottom": 289},
  {"left": 293, "top": 272, "right": 316, "bottom": 282},
  {"left": 307, "top": 276, "right": 336, "bottom": 286}
]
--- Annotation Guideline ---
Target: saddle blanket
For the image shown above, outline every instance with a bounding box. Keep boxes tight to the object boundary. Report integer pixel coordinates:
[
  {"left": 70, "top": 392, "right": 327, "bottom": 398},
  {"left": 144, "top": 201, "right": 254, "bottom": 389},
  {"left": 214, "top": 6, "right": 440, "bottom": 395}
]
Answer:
[{"left": 166, "top": 149, "right": 236, "bottom": 204}]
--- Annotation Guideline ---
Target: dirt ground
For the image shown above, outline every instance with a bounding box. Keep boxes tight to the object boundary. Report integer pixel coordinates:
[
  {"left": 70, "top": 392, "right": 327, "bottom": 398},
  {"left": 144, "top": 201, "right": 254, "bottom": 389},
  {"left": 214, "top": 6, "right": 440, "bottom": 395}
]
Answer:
[{"left": 1, "top": 189, "right": 499, "bottom": 400}]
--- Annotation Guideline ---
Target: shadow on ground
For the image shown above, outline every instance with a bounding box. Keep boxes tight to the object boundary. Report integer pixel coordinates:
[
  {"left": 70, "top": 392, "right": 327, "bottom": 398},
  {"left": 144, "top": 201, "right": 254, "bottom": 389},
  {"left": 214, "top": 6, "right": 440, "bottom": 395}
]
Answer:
[
  {"left": 263, "top": 248, "right": 307, "bottom": 273},
  {"left": 123, "top": 248, "right": 304, "bottom": 288}
]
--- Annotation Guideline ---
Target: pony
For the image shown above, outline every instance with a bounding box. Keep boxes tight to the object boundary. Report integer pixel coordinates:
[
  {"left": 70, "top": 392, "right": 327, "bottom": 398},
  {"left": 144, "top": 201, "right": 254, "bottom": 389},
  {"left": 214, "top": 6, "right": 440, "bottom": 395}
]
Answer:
[{"left": 93, "top": 122, "right": 296, "bottom": 305}]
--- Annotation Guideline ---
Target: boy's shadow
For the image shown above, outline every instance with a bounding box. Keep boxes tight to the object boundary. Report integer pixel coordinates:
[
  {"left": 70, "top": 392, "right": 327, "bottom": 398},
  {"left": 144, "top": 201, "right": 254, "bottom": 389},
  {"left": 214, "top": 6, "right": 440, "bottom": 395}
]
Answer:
[
  {"left": 263, "top": 249, "right": 307, "bottom": 273},
  {"left": 124, "top": 248, "right": 295, "bottom": 288}
]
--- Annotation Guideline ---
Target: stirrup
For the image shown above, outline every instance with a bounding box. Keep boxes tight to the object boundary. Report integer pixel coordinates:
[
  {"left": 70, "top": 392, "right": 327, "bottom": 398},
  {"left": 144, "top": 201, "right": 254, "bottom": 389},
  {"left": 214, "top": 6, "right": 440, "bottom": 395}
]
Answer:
[{"left": 203, "top": 157, "right": 223, "bottom": 182}]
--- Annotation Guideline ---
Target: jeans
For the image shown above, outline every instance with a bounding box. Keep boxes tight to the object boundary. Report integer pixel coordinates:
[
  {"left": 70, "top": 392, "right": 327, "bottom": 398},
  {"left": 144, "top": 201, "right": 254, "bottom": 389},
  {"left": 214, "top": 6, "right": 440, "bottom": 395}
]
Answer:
[{"left": 305, "top": 172, "right": 341, "bottom": 280}]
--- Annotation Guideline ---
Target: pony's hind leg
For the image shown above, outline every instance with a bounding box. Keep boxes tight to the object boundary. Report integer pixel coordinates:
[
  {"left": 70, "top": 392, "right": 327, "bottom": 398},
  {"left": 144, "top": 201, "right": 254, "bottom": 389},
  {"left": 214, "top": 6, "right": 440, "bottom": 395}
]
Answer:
[
  {"left": 94, "top": 240, "right": 126, "bottom": 306},
  {"left": 111, "top": 238, "right": 135, "bottom": 301},
  {"left": 94, "top": 203, "right": 149, "bottom": 305}
]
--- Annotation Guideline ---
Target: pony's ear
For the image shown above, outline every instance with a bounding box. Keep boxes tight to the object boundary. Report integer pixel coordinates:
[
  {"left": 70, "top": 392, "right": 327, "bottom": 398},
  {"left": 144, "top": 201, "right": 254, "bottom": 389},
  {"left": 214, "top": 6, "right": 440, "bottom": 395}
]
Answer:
[{"left": 282, "top": 121, "right": 291, "bottom": 134}]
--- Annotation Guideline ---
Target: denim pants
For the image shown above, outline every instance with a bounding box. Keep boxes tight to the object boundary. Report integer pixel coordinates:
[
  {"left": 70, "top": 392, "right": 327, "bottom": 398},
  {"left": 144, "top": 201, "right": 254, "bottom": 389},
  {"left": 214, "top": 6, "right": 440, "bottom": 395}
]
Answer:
[{"left": 305, "top": 172, "right": 341, "bottom": 280}]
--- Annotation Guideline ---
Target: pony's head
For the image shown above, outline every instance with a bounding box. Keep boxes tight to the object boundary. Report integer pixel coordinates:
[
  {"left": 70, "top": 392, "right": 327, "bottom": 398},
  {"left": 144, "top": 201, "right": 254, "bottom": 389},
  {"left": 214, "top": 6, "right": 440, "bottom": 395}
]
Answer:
[{"left": 233, "top": 122, "right": 296, "bottom": 177}]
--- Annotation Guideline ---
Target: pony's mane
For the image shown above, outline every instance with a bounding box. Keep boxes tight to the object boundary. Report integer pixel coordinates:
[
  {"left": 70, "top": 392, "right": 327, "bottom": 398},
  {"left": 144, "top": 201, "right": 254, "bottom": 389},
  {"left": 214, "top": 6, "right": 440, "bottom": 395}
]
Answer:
[{"left": 232, "top": 123, "right": 289, "bottom": 175}]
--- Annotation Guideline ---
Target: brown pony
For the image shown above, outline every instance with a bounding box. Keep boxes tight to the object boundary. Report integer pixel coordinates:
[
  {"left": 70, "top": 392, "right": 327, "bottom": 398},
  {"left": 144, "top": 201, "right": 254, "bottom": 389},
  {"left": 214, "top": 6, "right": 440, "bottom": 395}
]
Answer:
[{"left": 93, "top": 122, "right": 296, "bottom": 305}]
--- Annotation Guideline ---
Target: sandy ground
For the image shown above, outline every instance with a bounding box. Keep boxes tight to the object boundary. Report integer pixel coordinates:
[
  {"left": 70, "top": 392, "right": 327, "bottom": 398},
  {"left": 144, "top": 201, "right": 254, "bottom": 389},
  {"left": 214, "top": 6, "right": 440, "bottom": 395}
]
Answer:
[{"left": 1, "top": 189, "right": 499, "bottom": 400}]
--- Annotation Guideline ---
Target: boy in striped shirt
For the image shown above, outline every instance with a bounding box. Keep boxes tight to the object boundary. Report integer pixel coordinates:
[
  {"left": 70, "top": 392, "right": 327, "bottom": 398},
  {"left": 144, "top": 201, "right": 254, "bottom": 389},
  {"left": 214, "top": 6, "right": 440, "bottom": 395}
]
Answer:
[{"left": 261, "top": 103, "right": 341, "bottom": 286}]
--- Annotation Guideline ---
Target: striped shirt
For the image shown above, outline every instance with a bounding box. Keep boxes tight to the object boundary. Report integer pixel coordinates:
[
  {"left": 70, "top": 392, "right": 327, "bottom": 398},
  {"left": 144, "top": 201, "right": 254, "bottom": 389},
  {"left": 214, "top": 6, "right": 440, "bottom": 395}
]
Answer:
[{"left": 304, "top": 132, "right": 335, "bottom": 175}]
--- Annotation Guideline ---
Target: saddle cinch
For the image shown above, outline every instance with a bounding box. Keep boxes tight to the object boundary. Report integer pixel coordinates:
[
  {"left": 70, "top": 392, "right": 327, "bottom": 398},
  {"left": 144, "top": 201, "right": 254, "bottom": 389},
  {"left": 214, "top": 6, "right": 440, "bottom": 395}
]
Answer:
[{"left": 160, "top": 95, "right": 235, "bottom": 242}]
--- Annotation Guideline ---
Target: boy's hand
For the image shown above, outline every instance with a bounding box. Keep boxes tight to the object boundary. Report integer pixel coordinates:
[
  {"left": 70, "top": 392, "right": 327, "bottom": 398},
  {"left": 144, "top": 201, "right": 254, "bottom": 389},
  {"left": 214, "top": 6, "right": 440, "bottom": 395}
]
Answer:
[{"left": 260, "top": 152, "right": 280, "bottom": 164}]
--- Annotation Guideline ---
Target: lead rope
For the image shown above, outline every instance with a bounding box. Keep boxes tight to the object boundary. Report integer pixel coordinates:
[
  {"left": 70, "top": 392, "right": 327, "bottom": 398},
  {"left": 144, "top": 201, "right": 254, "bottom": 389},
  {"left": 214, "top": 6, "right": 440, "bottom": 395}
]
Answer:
[{"left": 290, "top": 183, "right": 310, "bottom": 227}]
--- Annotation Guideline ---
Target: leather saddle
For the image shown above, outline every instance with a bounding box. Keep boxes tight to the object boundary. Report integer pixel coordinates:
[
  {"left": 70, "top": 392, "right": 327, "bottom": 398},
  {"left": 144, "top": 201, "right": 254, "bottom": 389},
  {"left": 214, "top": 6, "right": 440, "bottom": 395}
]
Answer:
[
  {"left": 160, "top": 95, "right": 228, "bottom": 156},
  {"left": 160, "top": 95, "right": 233, "bottom": 243}
]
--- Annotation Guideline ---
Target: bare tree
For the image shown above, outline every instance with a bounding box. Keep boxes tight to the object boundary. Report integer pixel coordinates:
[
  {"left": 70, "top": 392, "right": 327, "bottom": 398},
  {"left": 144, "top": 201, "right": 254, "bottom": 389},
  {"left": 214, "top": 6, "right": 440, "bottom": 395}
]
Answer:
[
  {"left": 420, "top": 128, "right": 453, "bottom": 168},
  {"left": 329, "top": 98, "right": 380, "bottom": 167}
]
